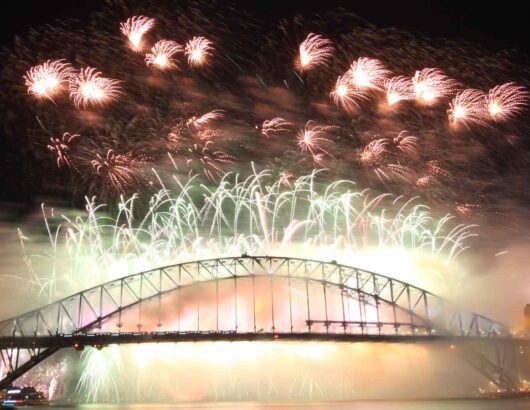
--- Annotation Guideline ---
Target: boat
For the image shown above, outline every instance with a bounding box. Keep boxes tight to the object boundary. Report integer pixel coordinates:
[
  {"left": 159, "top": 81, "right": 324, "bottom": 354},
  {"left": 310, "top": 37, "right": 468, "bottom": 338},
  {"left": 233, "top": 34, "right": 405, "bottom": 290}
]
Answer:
[{"left": 1, "top": 387, "right": 49, "bottom": 407}]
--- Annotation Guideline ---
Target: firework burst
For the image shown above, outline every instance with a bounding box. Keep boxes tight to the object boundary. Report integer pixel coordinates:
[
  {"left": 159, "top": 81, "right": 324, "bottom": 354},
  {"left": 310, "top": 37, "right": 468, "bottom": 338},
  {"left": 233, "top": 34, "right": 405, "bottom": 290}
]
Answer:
[
  {"left": 46, "top": 132, "right": 79, "bottom": 169},
  {"left": 384, "top": 76, "right": 414, "bottom": 106},
  {"left": 145, "top": 40, "right": 183, "bottom": 70},
  {"left": 260, "top": 117, "right": 292, "bottom": 138},
  {"left": 185, "top": 142, "right": 235, "bottom": 180},
  {"left": 120, "top": 16, "right": 156, "bottom": 51},
  {"left": 296, "top": 33, "right": 334, "bottom": 72},
  {"left": 448, "top": 89, "right": 487, "bottom": 128},
  {"left": 330, "top": 74, "right": 370, "bottom": 112},
  {"left": 412, "top": 68, "right": 458, "bottom": 105},
  {"left": 69, "top": 67, "right": 121, "bottom": 108},
  {"left": 486, "top": 82, "right": 528, "bottom": 122},
  {"left": 24, "top": 60, "right": 73, "bottom": 100},
  {"left": 91, "top": 150, "right": 139, "bottom": 193},
  {"left": 297, "top": 121, "right": 336, "bottom": 162},
  {"left": 185, "top": 37, "right": 214, "bottom": 67},
  {"left": 393, "top": 131, "right": 418, "bottom": 156},
  {"left": 347, "top": 57, "right": 390, "bottom": 91}
]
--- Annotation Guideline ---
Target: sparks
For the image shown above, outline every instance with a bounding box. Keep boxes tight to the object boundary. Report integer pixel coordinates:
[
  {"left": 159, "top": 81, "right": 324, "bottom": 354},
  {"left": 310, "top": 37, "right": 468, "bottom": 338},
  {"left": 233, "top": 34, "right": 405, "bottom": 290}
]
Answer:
[
  {"left": 347, "top": 57, "right": 390, "bottom": 91},
  {"left": 384, "top": 76, "right": 414, "bottom": 106},
  {"left": 69, "top": 67, "right": 121, "bottom": 108},
  {"left": 486, "top": 83, "right": 528, "bottom": 122},
  {"left": 261, "top": 118, "right": 292, "bottom": 138},
  {"left": 296, "top": 33, "right": 334, "bottom": 72},
  {"left": 186, "top": 141, "right": 235, "bottom": 181},
  {"left": 297, "top": 121, "right": 336, "bottom": 162},
  {"left": 185, "top": 37, "right": 213, "bottom": 67},
  {"left": 393, "top": 131, "right": 418, "bottom": 156},
  {"left": 330, "top": 74, "right": 370, "bottom": 112},
  {"left": 187, "top": 110, "right": 224, "bottom": 130},
  {"left": 448, "top": 89, "right": 487, "bottom": 128},
  {"left": 23, "top": 60, "right": 73, "bottom": 100},
  {"left": 412, "top": 68, "right": 458, "bottom": 105},
  {"left": 145, "top": 40, "right": 183, "bottom": 70},
  {"left": 120, "top": 16, "right": 156, "bottom": 51},
  {"left": 46, "top": 132, "right": 79, "bottom": 169},
  {"left": 91, "top": 150, "right": 138, "bottom": 193}
]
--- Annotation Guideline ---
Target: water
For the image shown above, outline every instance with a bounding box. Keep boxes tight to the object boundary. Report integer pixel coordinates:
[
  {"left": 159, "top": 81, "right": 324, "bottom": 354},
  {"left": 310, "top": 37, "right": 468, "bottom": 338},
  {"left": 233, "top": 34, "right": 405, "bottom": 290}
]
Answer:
[{"left": 20, "top": 400, "right": 530, "bottom": 410}]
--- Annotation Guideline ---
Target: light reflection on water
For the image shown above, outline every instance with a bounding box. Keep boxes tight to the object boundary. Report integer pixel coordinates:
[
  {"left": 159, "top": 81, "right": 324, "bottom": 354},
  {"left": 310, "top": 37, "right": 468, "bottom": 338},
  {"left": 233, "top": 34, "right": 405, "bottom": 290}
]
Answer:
[{"left": 23, "top": 400, "right": 530, "bottom": 410}]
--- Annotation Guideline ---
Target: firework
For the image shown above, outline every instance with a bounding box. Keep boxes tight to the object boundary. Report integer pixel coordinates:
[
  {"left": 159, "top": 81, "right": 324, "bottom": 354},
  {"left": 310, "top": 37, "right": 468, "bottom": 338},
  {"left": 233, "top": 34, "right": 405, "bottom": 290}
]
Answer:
[
  {"left": 91, "top": 150, "right": 138, "bottom": 193},
  {"left": 185, "top": 37, "right": 214, "bottom": 67},
  {"left": 261, "top": 118, "right": 292, "bottom": 138},
  {"left": 297, "top": 121, "right": 336, "bottom": 161},
  {"left": 120, "top": 16, "right": 156, "bottom": 51},
  {"left": 347, "top": 57, "right": 390, "bottom": 91},
  {"left": 46, "top": 132, "right": 79, "bottom": 169},
  {"left": 296, "top": 33, "right": 334, "bottom": 72},
  {"left": 486, "top": 82, "right": 528, "bottom": 122},
  {"left": 145, "top": 40, "right": 183, "bottom": 70},
  {"left": 187, "top": 110, "right": 224, "bottom": 130},
  {"left": 185, "top": 142, "right": 235, "bottom": 180},
  {"left": 384, "top": 76, "right": 414, "bottom": 106},
  {"left": 393, "top": 131, "right": 418, "bottom": 156},
  {"left": 278, "top": 170, "right": 294, "bottom": 187},
  {"left": 330, "top": 74, "right": 370, "bottom": 112},
  {"left": 359, "top": 138, "right": 388, "bottom": 167},
  {"left": 448, "top": 89, "right": 487, "bottom": 128},
  {"left": 23, "top": 60, "right": 73, "bottom": 100},
  {"left": 69, "top": 67, "right": 121, "bottom": 108},
  {"left": 412, "top": 68, "right": 458, "bottom": 105}
]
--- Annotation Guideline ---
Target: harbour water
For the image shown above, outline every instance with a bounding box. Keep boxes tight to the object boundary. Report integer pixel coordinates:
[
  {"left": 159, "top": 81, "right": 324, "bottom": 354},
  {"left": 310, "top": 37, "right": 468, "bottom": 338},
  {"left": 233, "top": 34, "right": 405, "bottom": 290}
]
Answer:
[{"left": 21, "top": 400, "right": 530, "bottom": 409}]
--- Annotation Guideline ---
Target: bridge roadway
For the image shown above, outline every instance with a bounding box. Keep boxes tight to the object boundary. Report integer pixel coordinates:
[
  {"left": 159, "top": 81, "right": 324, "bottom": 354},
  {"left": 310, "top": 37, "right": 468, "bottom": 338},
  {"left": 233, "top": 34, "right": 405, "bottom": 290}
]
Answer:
[{"left": 0, "top": 329, "right": 526, "bottom": 350}]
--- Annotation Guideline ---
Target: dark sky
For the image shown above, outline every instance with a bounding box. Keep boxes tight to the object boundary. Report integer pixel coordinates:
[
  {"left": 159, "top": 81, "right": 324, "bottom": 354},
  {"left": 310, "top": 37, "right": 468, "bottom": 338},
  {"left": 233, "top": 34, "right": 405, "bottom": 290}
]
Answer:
[{"left": 0, "top": 0, "right": 527, "bottom": 53}]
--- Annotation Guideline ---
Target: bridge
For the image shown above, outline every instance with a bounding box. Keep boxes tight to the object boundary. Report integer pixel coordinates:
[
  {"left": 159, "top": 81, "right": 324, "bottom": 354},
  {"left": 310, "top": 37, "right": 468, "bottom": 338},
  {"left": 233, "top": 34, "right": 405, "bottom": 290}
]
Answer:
[{"left": 0, "top": 255, "right": 527, "bottom": 391}]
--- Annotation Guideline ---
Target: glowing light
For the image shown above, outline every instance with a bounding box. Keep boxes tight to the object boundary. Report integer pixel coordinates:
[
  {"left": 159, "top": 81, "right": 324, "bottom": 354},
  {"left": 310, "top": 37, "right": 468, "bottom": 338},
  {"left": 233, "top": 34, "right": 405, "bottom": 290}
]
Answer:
[
  {"left": 296, "top": 33, "right": 333, "bottom": 72},
  {"left": 297, "top": 121, "right": 336, "bottom": 162},
  {"left": 261, "top": 118, "right": 292, "bottom": 138},
  {"left": 120, "top": 16, "right": 156, "bottom": 51},
  {"left": 23, "top": 60, "right": 73, "bottom": 100},
  {"left": 187, "top": 110, "right": 224, "bottom": 130},
  {"left": 448, "top": 89, "right": 487, "bottom": 128},
  {"left": 69, "top": 67, "right": 121, "bottom": 108},
  {"left": 347, "top": 57, "right": 390, "bottom": 90},
  {"left": 145, "top": 40, "right": 183, "bottom": 70},
  {"left": 486, "top": 82, "right": 528, "bottom": 122},
  {"left": 46, "top": 132, "right": 79, "bottom": 169},
  {"left": 385, "top": 76, "right": 414, "bottom": 106},
  {"left": 393, "top": 131, "right": 418, "bottom": 156},
  {"left": 185, "top": 37, "right": 213, "bottom": 67},
  {"left": 412, "top": 68, "right": 458, "bottom": 105},
  {"left": 91, "top": 150, "right": 140, "bottom": 193},
  {"left": 185, "top": 141, "right": 235, "bottom": 181},
  {"left": 330, "top": 74, "right": 369, "bottom": 112}
]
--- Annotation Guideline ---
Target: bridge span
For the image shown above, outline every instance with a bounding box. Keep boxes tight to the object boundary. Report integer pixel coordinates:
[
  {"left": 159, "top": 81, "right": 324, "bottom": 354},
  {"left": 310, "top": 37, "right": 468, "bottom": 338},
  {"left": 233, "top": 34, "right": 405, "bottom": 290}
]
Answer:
[{"left": 0, "top": 255, "right": 527, "bottom": 391}]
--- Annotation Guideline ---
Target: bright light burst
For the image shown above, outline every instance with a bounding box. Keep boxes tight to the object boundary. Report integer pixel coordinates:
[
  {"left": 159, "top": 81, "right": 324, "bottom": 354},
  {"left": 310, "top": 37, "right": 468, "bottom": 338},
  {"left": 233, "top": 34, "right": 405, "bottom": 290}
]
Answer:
[
  {"left": 330, "top": 74, "right": 369, "bottom": 112},
  {"left": 145, "top": 40, "right": 183, "bottom": 70},
  {"left": 185, "top": 142, "right": 235, "bottom": 180},
  {"left": 185, "top": 36, "right": 213, "bottom": 67},
  {"left": 187, "top": 110, "right": 225, "bottom": 130},
  {"left": 24, "top": 60, "right": 73, "bottom": 100},
  {"left": 296, "top": 33, "right": 334, "bottom": 72},
  {"left": 69, "top": 67, "right": 121, "bottom": 108},
  {"left": 384, "top": 76, "right": 414, "bottom": 106},
  {"left": 120, "top": 15, "right": 156, "bottom": 51},
  {"left": 412, "top": 68, "right": 458, "bottom": 105},
  {"left": 486, "top": 82, "right": 528, "bottom": 122},
  {"left": 297, "top": 121, "right": 336, "bottom": 162},
  {"left": 261, "top": 117, "right": 292, "bottom": 138},
  {"left": 91, "top": 149, "right": 138, "bottom": 193},
  {"left": 347, "top": 57, "right": 390, "bottom": 91},
  {"left": 448, "top": 89, "right": 487, "bottom": 128},
  {"left": 393, "top": 131, "right": 418, "bottom": 156}
]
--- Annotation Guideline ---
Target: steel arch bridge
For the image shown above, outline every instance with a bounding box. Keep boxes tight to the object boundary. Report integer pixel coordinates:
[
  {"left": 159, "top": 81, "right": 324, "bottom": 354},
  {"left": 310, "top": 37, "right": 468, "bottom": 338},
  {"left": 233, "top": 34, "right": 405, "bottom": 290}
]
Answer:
[{"left": 0, "top": 255, "right": 526, "bottom": 391}]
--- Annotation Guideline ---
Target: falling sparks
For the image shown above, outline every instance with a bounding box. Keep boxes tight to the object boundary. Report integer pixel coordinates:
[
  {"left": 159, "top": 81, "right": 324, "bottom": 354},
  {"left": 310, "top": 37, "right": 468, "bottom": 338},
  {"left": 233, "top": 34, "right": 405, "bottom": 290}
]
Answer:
[
  {"left": 120, "top": 16, "right": 156, "bottom": 51},
  {"left": 297, "top": 121, "right": 336, "bottom": 162},
  {"left": 186, "top": 141, "right": 235, "bottom": 180},
  {"left": 330, "top": 74, "right": 370, "bottom": 112},
  {"left": 393, "top": 131, "right": 418, "bottom": 156},
  {"left": 486, "top": 83, "right": 528, "bottom": 122},
  {"left": 69, "top": 67, "right": 121, "bottom": 108},
  {"left": 187, "top": 110, "right": 224, "bottom": 130},
  {"left": 145, "top": 40, "right": 183, "bottom": 70},
  {"left": 185, "top": 37, "right": 213, "bottom": 67},
  {"left": 91, "top": 150, "right": 138, "bottom": 193},
  {"left": 296, "top": 33, "right": 334, "bottom": 72},
  {"left": 261, "top": 118, "right": 292, "bottom": 138},
  {"left": 24, "top": 60, "right": 73, "bottom": 100},
  {"left": 384, "top": 76, "right": 414, "bottom": 106},
  {"left": 46, "top": 132, "right": 79, "bottom": 169},
  {"left": 412, "top": 68, "right": 458, "bottom": 105},
  {"left": 448, "top": 89, "right": 487, "bottom": 128},
  {"left": 347, "top": 57, "right": 390, "bottom": 91},
  {"left": 359, "top": 138, "right": 388, "bottom": 168}
]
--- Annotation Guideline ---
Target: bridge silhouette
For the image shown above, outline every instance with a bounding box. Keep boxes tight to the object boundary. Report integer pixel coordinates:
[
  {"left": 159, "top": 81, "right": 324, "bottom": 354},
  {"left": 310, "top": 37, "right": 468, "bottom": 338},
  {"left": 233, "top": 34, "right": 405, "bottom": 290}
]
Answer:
[{"left": 0, "top": 255, "right": 527, "bottom": 391}]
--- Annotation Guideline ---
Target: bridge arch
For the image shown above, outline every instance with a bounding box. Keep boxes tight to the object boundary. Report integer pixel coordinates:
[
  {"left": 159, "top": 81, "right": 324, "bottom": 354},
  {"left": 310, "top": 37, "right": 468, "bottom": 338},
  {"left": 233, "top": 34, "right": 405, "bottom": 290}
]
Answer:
[{"left": 0, "top": 255, "right": 521, "bottom": 391}]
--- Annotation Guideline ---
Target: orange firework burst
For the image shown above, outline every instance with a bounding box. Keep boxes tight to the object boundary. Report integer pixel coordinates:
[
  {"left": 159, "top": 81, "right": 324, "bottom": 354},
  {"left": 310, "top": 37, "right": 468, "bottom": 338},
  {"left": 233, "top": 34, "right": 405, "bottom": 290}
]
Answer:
[
  {"left": 46, "top": 132, "right": 79, "bottom": 169},
  {"left": 69, "top": 67, "right": 122, "bottom": 108},
  {"left": 145, "top": 40, "right": 183, "bottom": 70},
  {"left": 91, "top": 150, "right": 138, "bottom": 193},
  {"left": 186, "top": 141, "right": 235, "bottom": 181},
  {"left": 185, "top": 37, "right": 213, "bottom": 67},
  {"left": 347, "top": 57, "right": 390, "bottom": 91},
  {"left": 296, "top": 33, "right": 334, "bottom": 72},
  {"left": 187, "top": 110, "right": 224, "bottom": 130},
  {"left": 297, "top": 121, "right": 336, "bottom": 162},
  {"left": 359, "top": 138, "right": 388, "bottom": 167},
  {"left": 330, "top": 74, "right": 370, "bottom": 112},
  {"left": 384, "top": 76, "right": 414, "bottom": 106},
  {"left": 448, "top": 89, "right": 487, "bottom": 128},
  {"left": 24, "top": 60, "right": 73, "bottom": 100},
  {"left": 486, "top": 82, "right": 528, "bottom": 122},
  {"left": 120, "top": 16, "right": 156, "bottom": 51},
  {"left": 412, "top": 68, "right": 459, "bottom": 105},
  {"left": 260, "top": 117, "right": 292, "bottom": 138},
  {"left": 393, "top": 131, "right": 418, "bottom": 156}
]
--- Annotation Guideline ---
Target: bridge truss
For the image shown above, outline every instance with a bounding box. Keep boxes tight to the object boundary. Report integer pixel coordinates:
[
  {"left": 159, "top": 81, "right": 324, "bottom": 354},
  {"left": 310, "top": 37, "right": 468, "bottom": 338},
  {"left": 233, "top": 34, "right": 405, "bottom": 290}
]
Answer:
[{"left": 0, "top": 255, "right": 526, "bottom": 391}]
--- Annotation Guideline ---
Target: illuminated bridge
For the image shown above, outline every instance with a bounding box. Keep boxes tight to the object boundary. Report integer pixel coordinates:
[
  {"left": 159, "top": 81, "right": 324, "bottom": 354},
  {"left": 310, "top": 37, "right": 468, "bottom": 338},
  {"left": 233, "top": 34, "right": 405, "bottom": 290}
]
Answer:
[{"left": 0, "top": 255, "right": 527, "bottom": 391}]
